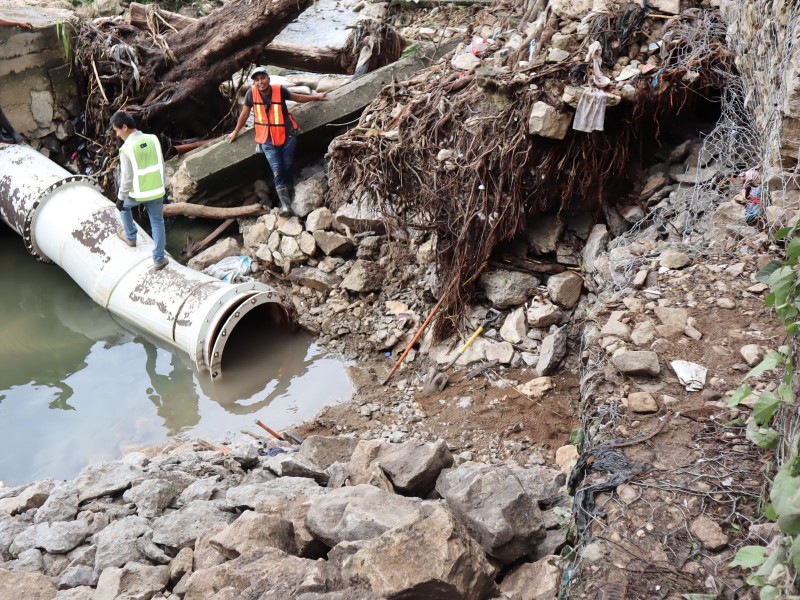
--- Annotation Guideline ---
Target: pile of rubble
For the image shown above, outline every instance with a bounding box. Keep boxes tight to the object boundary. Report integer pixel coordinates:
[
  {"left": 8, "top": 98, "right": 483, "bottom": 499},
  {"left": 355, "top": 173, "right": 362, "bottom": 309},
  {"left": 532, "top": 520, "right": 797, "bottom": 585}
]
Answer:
[{"left": 0, "top": 435, "right": 570, "bottom": 600}]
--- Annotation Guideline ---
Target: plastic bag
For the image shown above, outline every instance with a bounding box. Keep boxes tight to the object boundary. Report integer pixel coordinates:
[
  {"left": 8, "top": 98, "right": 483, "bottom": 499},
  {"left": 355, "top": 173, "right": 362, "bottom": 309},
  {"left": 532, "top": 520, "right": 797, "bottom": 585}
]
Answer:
[
  {"left": 205, "top": 255, "right": 252, "bottom": 283},
  {"left": 470, "top": 36, "right": 488, "bottom": 56}
]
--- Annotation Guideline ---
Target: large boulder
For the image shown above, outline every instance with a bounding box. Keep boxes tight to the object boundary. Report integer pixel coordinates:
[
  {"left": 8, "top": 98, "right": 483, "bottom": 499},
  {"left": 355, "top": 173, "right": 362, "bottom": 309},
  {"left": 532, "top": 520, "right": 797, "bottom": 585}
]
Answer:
[
  {"left": 340, "top": 503, "right": 496, "bottom": 600},
  {"left": 341, "top": 260, "right": 383, "bottom": 293},
  {"left": 73, "top": 462, "right": 145, "bottom": 502},
  {"left": 436, "top": 464, "right": 546, "bottom": 564},
  {"left": 0, "top": 515, "right": 29, "bottom": 560},
  {"left": 255, "top": 497, "right": 327, "bottom": 558},
  {"left": 335, "top": 202, "right": 385, "bottom": 233},
  {"left": 0, "top": 480, "right": 54, "bottom": 516},
  {"left": 298, "top": 436, "right": 360, "bottom": 471},
  {"left": 187, "top": 237, "right": 241, "bottom": 271},
  {"left": 499, "top": 555, "right": 561, "bottom": 600},
  {"left": 528, "top": 102, "right": 571, "bottom": 140},
  {"left": 313, "top": 231, "right": 354, "bottom": 256},
  {"left": 151, "top": 501, "right": 235, "bottom": 550},
  {"left": 581, "top": 224, "right": 609, "bottom": 274},
  {"left": 536, "top": 326, "right": 568, "bottom": 376},
  {"left": 34, "top": 482, "right": 79, "bottom": 524},
  {"left": 527, "top": 302, "right": 563, "bottom": 328},
  {"left": 11, "top": 521, "right": 90, "bottom": 555},
  {"left": 183, "top": 547, "right": 325, "bottom": 600},
  {"left": 292, "top": 178, "right": 325, "bottom": 217},
  {"left": 547, "top": 271, "right": 583, "bottom": 309},
  {"left": 93, "top": 516, "right": 151, "bottom": 572},
  {"left": 209, "top": 510, "right": 297, "bottom": 558},
  {"left": 479, "top": 270, "right": 539, "bottom": 309},
  {"left": 305, "top": 207, "right": 333, "bottom": 231},
  {"left": 0, "top": 568, "right": 57, "bottom": 600},
  {"left": 289, "top": 266, "right": 342, "bottom": 293},
  {"left": 305, "top": 485, "right": 422, "bottom": 547},
  {"left": 93, "top": 563, "right": 169, "bottom": 600},
  {"left": 122, "top": 479, "right": 177, "bottom": 519},
  {"left": 226, "top": 478, "right": 327, "bottom": 510}
]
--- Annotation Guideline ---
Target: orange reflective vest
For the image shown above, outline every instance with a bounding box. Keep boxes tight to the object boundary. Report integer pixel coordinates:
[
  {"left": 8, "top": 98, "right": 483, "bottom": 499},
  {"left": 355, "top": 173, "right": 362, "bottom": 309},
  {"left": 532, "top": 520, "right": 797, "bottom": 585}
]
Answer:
[{"left": 252, "top": 85, "right": 298, "bottom": 146}]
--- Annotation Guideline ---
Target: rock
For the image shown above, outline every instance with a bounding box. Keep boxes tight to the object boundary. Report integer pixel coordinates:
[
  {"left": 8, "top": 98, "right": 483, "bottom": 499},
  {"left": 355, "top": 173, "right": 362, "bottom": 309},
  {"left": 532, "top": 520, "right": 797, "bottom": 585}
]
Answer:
[
  {"left": 8, "top": 547, "right": 44, "bottom": 572},
  {"left": 690, "top": 515, "right": 728, "bottom": 551},
  {"left": 73, "top": 462, "right": 145, "bottom": 502},
  {"left": 640, "top": 172, "right": 670, "bottom": 201},
  {"left": 600, "top": 319, "right": 631, "bottom": 341},
  {"left": 484, "top": 340, "right": 515, "bottom": 365},
  {"left": 546, "top": 47, "right": 571, "bottom": 63},
  {"left": 340, "top": 503, "right": 496, "bottom": 599},
  {"left": 519, "top": 376, "right": 554, "bottom": 399},
  {"left": 649, "top": 0, "right": 680, "bottom": 14},
  {"left": 93, "top": 564, "right": 170, "bottom": 600},
  {"left": 209, "top": 510, "right": 296, "bottom": 558},
  {"left": 740, "top": 344, "right": 766, "bottom": 367},
  {"left": 436, "top": 464, "right": 545, "bottom": 563},
  {"left": 305, "top": 485, "right": 422, "bottom": 547},
  {"left": 58, "top": 565, "right": 94, "bottom": 590},
  {"left": 451, "top": 51, "right": 482, "bottom": 71},
  {"left": 0, "top": 516, "right": 29, "bottom": 560},
  {"left": 33, "top": 482, "right": 79, "bottom": 524},
  {"left": 169, "top": 547, "right": 193, "bottom": 586},
  {"left": 298, "top": 436, "right": 360, "bottom": 471},
  {"left": 631, "top": 321, "right": 657, "bottom": 346},
  {"left": 536, "top": 326, "right": 568, "bottom": 376},
  {"left": 298, "top": 231, "right": 317, "bottom": 256},
  {"left": 242, "top": 220, "right": 268, "bottom": 250},
  {"left": 341, "top": 260, "right": 383, "bottom": 293},
  {"left": 0, "top": 569, "right": 57, "bottom": 599},
  {"left": 527, "top": 302, "right": 563, "bottom": 327},
  {"left": 555, "top": 445, "right": 578, "bottom": 473},
  {"left": 151, "top": 501, "right": 235, "bottom": 550},
  {"left": 626, "top": 392, "right": 659, "bottom": 413},
  {"left": 378, "top": 439, "right": 453, "bottom": 496},
  {"left": 123, "top": 479, "right": 177, "bottom": 519},
  {"left": 29, "top": 521, "right": 90, "bottom": 554},
  {"left": 526, "top": 216, "right": 564, "bottom": 255},
  {"left": 187, "top": 238, "right": 241, "bottom": 271},
  {"left": 292, "top": 179, "right": 325, "bottom": 217},
  {"left": 255, "top": 497, "right": 326, "bottom": 558},
  {"left": 0, "top": 481, "right": 54, "bottom": 517},
  {"left": 272, "top": 454, "right": 330, "bottom": 486},
  {"left": 183, "top": 547, "right": 324, "bottom": 600},
  {"left": 305, "top": 207, "right": 333, "bottom": 232},
  {"left": 717, "top": 297, "right": 736, "bottom": 309},
  {"left": 500, "top": 307, "right": 527, "bottom": 344},
  {"left": 654, "top": 307, "right": 689, "bottom": 337},
  {"left": 289, "top": 266, "right": 341, "bottom": 293},
  {"left": 548, "top": 0, "right": 593, "bottom": 19},
  {"left": 547, "top": 271, "right": 583, "bottom": 309},
  {"left": 528, "top": 102, "right": 571, "bottom": 140},
  {"left": 279, "top": 235, "right": 304, "bottom": 261},
  {"left": 279, "top": 216, "right": 304, "bottom": 237},
  {"left": 611, "top": 350, "right": 661, "bottom": 377},
  {"left": 177, "top": 476, "right": 219, "bottom": 505},
  {"left": 335, "top": 202, "right": 385, "bottom": 233},
  {"left": 313, "top": 231, "right": 354, "bottom": 256},
  {"left": 192, "top": 523, "right": 228, "bottom": 571},
  {"left": 479, "top": 269, "right": 540, "bottom": 309},
  {"left": 54, "top": 587, "right": 94, "bottom": 600},
  {"left": 659, "top": 250, "right": 691, "bottom": 269},
  {"left": 226, "top": 478, "right": 326, "bottom": 509},
  {"left": 582, "top": 225, "right": 609, "bottom": 274},
  {"left": 499, "top": 555, "right": 560, "bottom": 600},
  {"left": 94, "top": 516, "right": 151, "bottom": 571}
]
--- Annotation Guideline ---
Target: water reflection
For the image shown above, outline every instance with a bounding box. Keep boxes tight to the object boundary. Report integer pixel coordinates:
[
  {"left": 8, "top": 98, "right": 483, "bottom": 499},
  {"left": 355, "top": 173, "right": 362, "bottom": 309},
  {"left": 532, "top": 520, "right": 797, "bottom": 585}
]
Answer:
[{"left": 0, "top": 227, "right": 353, "bottom": 485}]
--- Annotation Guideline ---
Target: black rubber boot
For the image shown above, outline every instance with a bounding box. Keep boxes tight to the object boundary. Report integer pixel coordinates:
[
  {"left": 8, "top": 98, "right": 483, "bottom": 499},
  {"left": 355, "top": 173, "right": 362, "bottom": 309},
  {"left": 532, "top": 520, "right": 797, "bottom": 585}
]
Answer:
[{"left": 276, "top": 185, "right": 293, "bottom": 217}]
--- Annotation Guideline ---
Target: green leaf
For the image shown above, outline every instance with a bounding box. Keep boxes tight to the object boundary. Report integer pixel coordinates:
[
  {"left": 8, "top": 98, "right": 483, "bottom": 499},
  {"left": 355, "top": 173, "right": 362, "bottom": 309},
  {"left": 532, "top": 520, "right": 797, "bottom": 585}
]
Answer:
[
  {"left": 779, "top": 383, "right": 795, "bottom": 405},
  {"left": 759, "top": 586, "right": 780, "bottom": 600},
  {"left": 772, "top": 457, "right": 800, "bottom": 535},
  {"left": 730, "top": 545, "right": 768, "bottom": 568},
  {"left": 746, "top": 418, "right": 780, "bottom": 449},
  {"left": 764, "top": 503, "right": 778, "bottom": 522},
  {"left": 729, "top": 384, "right": 752, "bottom": 407},
  {"left": 745, "top": 352, "right": 782, "bottom": 380},
  {"left": 568, "top": 428, "right": 584, "bottom": 448},
  {"left": 682, "top": 595, "right": 718, "bottom": 600},
  {"left": 787, "top": 237, "right": 800, "bottom": 261},
  {"left": 753, "top": 392, "right": 783, "bottom": 426},
  {"left": 791, "top": 536, "right": 800, "bottom": 574},
  {"left": 765, "top": 292, "right": 776, "bottom": 307},
  {"left": 400, "top": 43, "right": 420, "bottom": 59},
  {"left": 757, "top": 260, "right": 785, "bottom": 283}
]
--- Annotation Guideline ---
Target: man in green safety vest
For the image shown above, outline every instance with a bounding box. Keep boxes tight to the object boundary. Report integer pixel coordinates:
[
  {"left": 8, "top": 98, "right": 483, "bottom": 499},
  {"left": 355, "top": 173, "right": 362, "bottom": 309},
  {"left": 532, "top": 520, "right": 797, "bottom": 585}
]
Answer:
[{"left": 111, "top": 110, "right": 169, "bottom": 270}]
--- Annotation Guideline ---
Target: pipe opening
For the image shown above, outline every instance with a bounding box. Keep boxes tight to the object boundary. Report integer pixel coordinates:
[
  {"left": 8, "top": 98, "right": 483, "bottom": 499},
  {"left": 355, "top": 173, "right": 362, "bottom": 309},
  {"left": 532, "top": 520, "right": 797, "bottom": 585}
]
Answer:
[{"left": 209, "top": 298, "right": 294, "bottom": 379}]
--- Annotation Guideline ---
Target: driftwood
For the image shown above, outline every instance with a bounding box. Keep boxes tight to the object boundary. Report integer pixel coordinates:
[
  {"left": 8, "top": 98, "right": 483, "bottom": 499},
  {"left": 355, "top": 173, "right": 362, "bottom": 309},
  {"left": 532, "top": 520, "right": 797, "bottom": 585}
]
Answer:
[
  {"left": 127, "top": 2, "right": 196, "bottom": 30},
  {"left": 180, "top": 218, "right": 236, "bottom": 261},
  {"left": 389, "top": 0, "right": 490, "bottom": 6},
  {"left": 163, "top": 202, "right": 265, "bottom": 219}
]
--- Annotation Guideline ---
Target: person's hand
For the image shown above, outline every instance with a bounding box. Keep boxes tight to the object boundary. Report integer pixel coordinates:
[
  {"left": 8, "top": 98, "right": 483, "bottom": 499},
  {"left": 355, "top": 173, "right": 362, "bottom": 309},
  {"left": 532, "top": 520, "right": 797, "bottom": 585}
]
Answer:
[
  {"left": 316, "top": 92, "right": 327, "bottom": 101},
  {"left": 20, "top": 21, "right": 33, "bottom": 29},
  {"left": 228, "top": 131, "right": 237, "bottom": 144}
]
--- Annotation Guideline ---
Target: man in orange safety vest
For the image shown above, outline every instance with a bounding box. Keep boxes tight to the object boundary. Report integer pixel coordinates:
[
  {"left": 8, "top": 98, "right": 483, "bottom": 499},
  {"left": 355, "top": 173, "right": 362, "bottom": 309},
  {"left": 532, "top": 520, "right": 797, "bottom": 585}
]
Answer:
[{"left": 228, "top": 67, "right": 326, "bottom": 216}]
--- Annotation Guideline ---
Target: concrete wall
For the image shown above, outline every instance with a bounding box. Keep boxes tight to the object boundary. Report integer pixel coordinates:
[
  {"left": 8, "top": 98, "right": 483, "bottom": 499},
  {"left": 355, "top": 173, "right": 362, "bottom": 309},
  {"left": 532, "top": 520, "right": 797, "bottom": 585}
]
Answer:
[
  {"left": 0, "top": 7, "right": 80, "bottom": 139},
  {"left": 721, "top": 0, "right": 800, "bottom": 166}
]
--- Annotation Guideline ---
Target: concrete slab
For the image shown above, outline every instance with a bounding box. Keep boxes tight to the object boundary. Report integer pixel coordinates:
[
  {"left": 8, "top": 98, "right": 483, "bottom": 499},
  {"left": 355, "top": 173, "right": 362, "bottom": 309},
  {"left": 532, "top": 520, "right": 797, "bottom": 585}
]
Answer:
[{"left": 168, "top": 41, "right": 458, "bottom": 202}]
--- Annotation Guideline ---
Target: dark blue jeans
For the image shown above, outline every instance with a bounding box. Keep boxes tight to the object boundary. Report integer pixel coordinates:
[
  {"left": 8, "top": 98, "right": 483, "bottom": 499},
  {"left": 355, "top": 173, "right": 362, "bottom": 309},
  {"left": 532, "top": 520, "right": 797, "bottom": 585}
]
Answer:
[{"left": 259, "top": 130, "right": 297, "bottom": 189}]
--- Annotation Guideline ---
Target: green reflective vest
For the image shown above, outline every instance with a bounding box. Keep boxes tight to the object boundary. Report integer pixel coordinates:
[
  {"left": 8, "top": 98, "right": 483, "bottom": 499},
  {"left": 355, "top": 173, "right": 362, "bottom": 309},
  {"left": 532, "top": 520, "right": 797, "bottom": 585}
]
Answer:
[{"left": 121, "top": 133, "right": 165, "bottom": 202}]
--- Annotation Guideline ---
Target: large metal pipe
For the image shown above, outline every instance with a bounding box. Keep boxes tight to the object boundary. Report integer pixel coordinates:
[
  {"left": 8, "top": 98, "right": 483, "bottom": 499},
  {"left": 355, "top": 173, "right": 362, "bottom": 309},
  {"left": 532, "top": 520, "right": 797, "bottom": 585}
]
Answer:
[{"left": 0, "top": 143, "right": 291, "bottom": 379}]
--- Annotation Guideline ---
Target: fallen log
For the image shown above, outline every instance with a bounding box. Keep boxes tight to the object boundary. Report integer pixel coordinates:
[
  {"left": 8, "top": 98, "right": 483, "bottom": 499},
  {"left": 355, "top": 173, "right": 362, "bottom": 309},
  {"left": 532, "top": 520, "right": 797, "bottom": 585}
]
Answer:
[
  {"left": 490, "top": 256, "right": 566, "bottom": 274},
  {"left": 163, "top": 202, "right": 265, "bottom": 219},
  {"left": 180, "top": 218, "right": 236, "bottom": 262},
  {"left": 261, "top": 41, "right": 343, "bottom": 74}
]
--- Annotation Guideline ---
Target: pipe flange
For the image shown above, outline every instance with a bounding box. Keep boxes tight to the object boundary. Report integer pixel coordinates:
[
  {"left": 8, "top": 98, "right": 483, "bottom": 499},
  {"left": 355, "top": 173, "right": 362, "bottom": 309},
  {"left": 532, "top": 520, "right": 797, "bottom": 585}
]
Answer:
[{"left": 23, "top": 175, "right": 102, "bottom": 261}]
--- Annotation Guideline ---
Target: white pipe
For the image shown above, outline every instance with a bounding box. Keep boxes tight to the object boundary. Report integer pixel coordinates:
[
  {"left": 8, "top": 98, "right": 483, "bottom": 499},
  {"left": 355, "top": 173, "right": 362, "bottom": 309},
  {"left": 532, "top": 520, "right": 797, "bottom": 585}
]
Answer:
[{"left": 0, "top": 143, "right": 290, "bottom": 379}]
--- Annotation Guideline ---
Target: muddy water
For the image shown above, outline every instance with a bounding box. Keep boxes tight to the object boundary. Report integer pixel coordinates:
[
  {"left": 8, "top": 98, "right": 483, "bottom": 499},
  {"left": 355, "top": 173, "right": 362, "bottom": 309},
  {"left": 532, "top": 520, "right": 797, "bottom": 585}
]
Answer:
[{"left": 0, "top": 226, "right": 353, "bottom": 486}]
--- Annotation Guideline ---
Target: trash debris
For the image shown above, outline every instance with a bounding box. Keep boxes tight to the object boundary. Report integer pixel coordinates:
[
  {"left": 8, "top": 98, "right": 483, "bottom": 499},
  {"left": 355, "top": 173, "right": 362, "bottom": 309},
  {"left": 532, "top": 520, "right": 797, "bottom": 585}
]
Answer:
[
  {"left": 670, "top": 360, "right": 708, "bottom": 391},
  {"left": 205, "top": 255, "right": 252, "bottom": 283}
]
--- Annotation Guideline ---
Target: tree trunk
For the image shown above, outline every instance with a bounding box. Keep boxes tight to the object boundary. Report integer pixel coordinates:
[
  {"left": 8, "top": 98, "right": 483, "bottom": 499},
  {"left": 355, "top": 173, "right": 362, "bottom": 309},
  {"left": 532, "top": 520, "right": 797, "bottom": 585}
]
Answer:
[
  {"left": 163, "top": 202, "right": 265, "bottom": 219},
  {"left": 125, "top": 0, "right": 314, "bottom": 131},
  {"left": 262, "top": 41, "right": 343, "bottom": 74}
]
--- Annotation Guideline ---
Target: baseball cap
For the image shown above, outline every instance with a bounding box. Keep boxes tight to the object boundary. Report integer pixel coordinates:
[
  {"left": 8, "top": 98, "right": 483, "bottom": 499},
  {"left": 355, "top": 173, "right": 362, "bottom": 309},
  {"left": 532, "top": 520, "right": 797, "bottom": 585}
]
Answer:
[{"left": 251, "top": 67, "right": 269, "bottom": 79}]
